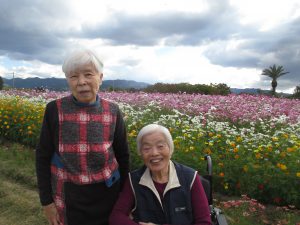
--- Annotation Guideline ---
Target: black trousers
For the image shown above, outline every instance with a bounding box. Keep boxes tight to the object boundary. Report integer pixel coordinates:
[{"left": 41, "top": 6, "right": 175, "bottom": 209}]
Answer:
[{"left": 64, "top": 181, "right": 120, "bottom": 225}]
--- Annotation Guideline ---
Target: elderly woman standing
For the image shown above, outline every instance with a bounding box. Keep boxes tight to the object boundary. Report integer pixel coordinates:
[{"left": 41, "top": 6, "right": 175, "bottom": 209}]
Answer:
[
  {"left": 109, "top": 124, "right": 211, "bottom": 225},
  {"left": 36, "top": 49, "right": 129, "bottom": 225}
]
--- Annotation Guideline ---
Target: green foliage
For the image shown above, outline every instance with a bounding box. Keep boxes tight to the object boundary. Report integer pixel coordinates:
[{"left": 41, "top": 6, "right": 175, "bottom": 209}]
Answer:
[
  {"left": 1, "top": 140, "right": 300, "bottom": 225},
  {"left": 0, "top": 96, "right": 44, "bottom": 147},
  {"left": 292, "top": 85, "right": 300, "bottom": 99},
  {"left": 105, "top": 86, "right": 140, "bottom": 92},
  {"left": 0, "top": 76, "right": 3, "bottom": 90},
  {"left": 261, "top": 64, "right": 289, "bottom": 96},
  {"left": 144, "top": 82, "right": 231, "bottom": 95},
  {"left": 1, "top": 94, "right": 300, "bottom": 208}
]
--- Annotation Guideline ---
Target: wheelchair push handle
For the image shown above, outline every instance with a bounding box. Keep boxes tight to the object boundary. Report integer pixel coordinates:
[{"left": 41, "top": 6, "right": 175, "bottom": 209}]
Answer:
[{"left": 204, "top": 155, "right": 212, "bottom": 176}]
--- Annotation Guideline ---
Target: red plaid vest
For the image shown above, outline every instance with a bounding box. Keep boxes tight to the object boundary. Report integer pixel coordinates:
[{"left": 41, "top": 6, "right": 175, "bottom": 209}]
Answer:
[{"left": 50, "top": 95, "right": 119, "bottom": 224}]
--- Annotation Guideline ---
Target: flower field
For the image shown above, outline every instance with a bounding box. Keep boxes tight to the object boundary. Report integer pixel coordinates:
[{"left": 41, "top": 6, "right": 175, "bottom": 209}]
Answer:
[{"left": 1, "top": 89, "right": 300, "bottom": 208}]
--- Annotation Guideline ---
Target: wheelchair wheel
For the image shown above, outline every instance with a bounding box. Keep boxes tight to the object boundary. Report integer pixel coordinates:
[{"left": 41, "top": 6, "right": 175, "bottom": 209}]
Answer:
[
  {"left": 215, "top": 214, "right": 228, "bottom": 225},
  {"left": 211, "top": 207, "right": 228, "bottom": 225}
]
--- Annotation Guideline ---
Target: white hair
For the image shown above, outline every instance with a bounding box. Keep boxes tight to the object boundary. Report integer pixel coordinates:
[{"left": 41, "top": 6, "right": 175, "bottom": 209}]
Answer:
[
  {"left": 136, "top": 124, "right": 174, "bottom": 155},
  {"left": 62, "top": 49, "right": 103, "bottom": 76}
]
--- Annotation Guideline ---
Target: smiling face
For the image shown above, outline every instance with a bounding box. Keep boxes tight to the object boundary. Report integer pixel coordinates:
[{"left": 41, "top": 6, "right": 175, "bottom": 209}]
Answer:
[
  {"left": 66, "top": 63, "right": 103, "bottom": 104},
  {"left": 140, "top": 131, "right": 171, "bottom": 175}
]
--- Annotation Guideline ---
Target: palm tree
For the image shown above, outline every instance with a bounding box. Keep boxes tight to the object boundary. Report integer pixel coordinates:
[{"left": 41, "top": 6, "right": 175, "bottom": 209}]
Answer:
[
  {"left": 293, "top": 85, "right": 300, "bottom": 99},
  {"left": 261, "top": 64, "right": 289, "bottom": 95}
]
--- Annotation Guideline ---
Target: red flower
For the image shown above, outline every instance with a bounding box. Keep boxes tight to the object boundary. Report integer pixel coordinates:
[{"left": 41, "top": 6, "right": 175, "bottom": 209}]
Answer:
[
  {"left": 258, "top": 184, "right": 264, "bottom": 190},
  {"left": 273, "top": 197, "right": 282, "bottom": 204}
]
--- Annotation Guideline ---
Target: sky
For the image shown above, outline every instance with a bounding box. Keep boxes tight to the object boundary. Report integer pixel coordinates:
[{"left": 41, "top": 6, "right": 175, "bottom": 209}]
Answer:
[{"left": 0, "top": 0, "right": 299, "bottom": 93}]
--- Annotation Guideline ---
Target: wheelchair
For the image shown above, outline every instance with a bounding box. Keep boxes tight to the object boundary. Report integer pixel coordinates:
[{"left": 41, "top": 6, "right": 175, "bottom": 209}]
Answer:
[{"left": 200, "top": 155, "right": 228, "bottom": 225}]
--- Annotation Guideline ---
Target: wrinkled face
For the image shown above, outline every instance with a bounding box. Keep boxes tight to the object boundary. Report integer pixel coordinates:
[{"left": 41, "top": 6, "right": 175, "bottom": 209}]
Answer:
[
  {"left": 140, "top": 131, "right": 171, "bottom": 174},
  {"left": 66, "top": 63, "right": 103, "bottom": 104}
]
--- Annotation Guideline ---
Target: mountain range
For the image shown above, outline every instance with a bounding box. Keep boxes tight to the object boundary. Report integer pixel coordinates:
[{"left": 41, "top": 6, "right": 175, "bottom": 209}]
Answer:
[
  {"left": 2, "top": 77, "right": 149, "bottom": 91},
  {"left": 2, "top": 77, "right": 284, "bottom": 95}
]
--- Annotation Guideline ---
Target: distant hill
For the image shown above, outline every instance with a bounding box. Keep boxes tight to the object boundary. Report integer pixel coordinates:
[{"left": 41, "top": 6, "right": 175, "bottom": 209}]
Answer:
[
  {"left": 230, "top": 88, "right": 261, "bottom": 94},
  {"left": 2, "top": 77, "right": 150, "bottom": 91},
  {"left": 1, "top": 77, "right": 291, "bottom": 96},
  {"left": 230, "top": 88, "right": 291, "bottom": 96}
]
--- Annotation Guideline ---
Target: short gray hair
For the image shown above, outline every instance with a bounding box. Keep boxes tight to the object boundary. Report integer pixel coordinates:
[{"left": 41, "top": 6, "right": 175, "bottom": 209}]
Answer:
[
  {"left": 136, "top": 124, "right": 174, "bottom": 155},
  {"left": 62, "top": 49, "right": 103, "bottom": 76}
]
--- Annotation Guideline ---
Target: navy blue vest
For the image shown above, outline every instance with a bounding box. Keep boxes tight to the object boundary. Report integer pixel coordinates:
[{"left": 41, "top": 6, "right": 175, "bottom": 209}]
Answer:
[{"left": 130, "top": 161, "right": 196, "bottom": 224}]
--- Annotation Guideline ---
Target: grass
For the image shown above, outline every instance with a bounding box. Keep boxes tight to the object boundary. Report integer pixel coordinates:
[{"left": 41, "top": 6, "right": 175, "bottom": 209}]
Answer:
[
  {"left": 0, "top": 139, "right": 47, "bottom": 225},
  {"left": 0, "top": 139, "right": 299, "bottom": 225}
]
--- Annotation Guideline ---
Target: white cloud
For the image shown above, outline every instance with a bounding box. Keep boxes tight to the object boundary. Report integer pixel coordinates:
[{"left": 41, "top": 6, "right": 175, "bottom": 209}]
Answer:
[{"left": 230, "top": 0, "right": 300, "bottom": 30}]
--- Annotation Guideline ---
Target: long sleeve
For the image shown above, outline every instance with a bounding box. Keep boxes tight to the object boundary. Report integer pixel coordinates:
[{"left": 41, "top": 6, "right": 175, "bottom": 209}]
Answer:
[
  {"left": 190, "top": 175, "right": 212, "bottom": 225},
  {"left": 112, "top": 107, "right": 130, "bottom": 188},
  {"left": 109, "top": 177, "right": 138, "bottom": 225},
  {"left": 35, "top": 101, "right": 58, "bottom": 206}
]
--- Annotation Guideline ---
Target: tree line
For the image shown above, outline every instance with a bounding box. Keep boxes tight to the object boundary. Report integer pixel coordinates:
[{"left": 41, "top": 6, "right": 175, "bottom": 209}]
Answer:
[
  {"left": 0, "top": 64, "right": 299, "bottom": 98},
  {"left": 143, "top": 82, "right": 231, "bottom": 95}
]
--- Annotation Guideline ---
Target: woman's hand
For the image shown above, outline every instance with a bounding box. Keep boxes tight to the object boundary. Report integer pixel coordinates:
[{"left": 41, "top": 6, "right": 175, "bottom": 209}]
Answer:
[{"left": 43, "top": 203, "right": 61, "bottom": 225}]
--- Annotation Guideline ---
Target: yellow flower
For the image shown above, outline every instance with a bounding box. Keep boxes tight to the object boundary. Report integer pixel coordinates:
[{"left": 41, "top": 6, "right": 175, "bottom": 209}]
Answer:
[
  {"left": 236, "top": 136, "right": 242, "bottom": 142},
  {"left": 282, "top": 133, "right": 289, "bottom": 139},
  {"left": 255, "top": 153, "right": 261, "bottom": 159},
  {"left": 189, "top": 146, "right": 195, "bottom": 151},
  {"left": 277, "top": 163, "right": 287, "bottom": 171},
  {"left": 128, "top": 130, "right": 137, "bottom": 137},
  {"left": 233, "top": 147, "right": 239, "bottom": 153},
  {"left": 218, "top": 162, "right": 224, "bottom": 167},
  {"left": 280, "top": 152, "right": 286, "bottom": 158},
  {"left": 224, "top": 183, "right": 229, "bottom": 190},
  {"left": 280, "top": 164, "right": 287, "bottom": 171},
  {"left": 204, "top": 148, "right": 212, "bottom": 155},
  {"left": 272, "top": 137, "right": 279, "bottom": 142},
  {"left": 296, "top": 172, "right": 300, "bottom": 177},
  {"left": 198, "top": 132, "right": 204, "bottom": 138},
  {"left": 243, "top": 165, "right": 248, "bottom": 172}
]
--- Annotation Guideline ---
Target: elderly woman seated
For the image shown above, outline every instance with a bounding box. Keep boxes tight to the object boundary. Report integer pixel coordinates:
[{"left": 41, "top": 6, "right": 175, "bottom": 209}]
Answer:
[{"left": 109, "top": 124, "right": 211, "bottom": 225}]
